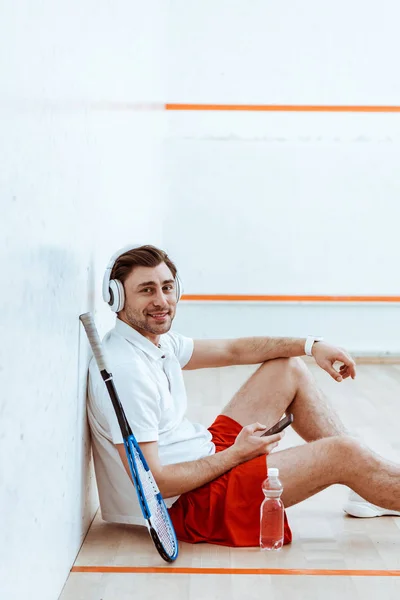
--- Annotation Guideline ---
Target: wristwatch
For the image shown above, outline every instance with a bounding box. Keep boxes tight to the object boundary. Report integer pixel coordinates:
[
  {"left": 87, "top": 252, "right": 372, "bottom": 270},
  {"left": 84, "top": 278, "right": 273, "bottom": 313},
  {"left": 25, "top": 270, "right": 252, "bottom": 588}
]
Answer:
[{"left": 305, "top": 336, "right": 324, "bottom": 356}]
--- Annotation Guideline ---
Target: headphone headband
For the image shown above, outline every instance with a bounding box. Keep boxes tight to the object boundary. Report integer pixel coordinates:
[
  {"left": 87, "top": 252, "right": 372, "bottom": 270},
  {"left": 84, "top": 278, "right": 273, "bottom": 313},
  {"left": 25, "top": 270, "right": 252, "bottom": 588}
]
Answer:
[{"left": 102, "top": 244, "right": 143, "bottom": 303}]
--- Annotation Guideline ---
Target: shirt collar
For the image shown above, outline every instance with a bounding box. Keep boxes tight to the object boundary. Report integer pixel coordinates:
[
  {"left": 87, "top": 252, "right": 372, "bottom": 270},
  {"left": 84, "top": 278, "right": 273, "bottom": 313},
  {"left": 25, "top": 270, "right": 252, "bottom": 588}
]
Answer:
[{"left": 114, "top": 318, "right": 165, "bottom": 360}]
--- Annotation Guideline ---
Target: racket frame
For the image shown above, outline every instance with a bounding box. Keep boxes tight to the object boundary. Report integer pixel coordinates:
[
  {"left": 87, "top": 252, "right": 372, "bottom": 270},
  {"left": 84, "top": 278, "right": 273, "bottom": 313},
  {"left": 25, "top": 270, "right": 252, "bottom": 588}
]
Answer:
[{"left": 80, "top": 313, "right": 179, "bottom": 563}]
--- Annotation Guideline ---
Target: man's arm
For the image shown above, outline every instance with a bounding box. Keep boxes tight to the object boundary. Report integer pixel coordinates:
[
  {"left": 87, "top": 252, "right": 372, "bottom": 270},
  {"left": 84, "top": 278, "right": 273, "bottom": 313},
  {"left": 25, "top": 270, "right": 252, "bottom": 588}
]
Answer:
[
  {"left": 116, "top": 423, "right": 283, "bottom": 498},
  {"left": 184, "top": 337, "right": 356, "bottom": 382},
  {"left": 184, "top": 337, "right": 307, "bottom": 370}
]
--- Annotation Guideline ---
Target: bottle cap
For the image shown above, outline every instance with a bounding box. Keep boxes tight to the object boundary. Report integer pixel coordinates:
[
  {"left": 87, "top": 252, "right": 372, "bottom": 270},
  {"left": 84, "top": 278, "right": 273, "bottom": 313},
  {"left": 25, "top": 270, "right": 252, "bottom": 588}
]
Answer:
[{"left": 267, "top": 467, "right": 279, "bottom": 477}]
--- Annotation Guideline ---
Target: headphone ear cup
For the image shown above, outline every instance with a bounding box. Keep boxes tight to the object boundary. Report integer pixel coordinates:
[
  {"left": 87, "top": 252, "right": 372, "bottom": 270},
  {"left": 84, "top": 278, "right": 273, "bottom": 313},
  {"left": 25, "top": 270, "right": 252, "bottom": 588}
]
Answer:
[
  {"left": 108, "top": 279, "right": 125, "bottom": 312},
  {"left": 175, "top": 274, "right": 183, "bottom": 302}
]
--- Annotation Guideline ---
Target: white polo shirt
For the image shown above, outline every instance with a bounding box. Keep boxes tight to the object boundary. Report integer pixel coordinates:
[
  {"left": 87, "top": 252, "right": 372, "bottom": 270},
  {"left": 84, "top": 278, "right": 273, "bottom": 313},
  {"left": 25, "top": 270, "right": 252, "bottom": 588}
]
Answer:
[{"left": 87, "top": 318, "right": 215, "bottom": 525}]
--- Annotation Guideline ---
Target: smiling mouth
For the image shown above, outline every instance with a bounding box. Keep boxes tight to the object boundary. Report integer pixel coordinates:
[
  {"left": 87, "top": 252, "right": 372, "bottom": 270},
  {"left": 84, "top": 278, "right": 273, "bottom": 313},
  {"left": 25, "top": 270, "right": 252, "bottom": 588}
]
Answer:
[{"left": 148, "top": 313, "right": 169, "bottom": 320}]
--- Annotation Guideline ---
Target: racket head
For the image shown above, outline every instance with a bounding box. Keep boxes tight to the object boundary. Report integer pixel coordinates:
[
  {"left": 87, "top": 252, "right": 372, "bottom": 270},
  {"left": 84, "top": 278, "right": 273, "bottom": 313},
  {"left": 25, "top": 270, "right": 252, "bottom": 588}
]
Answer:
[{"left": 125, "top": 435, "right": 179, "bottom": 562}]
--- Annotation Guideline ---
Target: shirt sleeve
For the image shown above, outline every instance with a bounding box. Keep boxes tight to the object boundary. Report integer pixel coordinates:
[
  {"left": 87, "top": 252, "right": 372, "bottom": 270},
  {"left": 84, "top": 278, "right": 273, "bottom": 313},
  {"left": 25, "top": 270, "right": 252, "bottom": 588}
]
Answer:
[
  {"left": 167, "top": 331, "right": 194, "bottom": 368},
  {"left": 96, "top": 361, "right": 161, "bottom": 445}
]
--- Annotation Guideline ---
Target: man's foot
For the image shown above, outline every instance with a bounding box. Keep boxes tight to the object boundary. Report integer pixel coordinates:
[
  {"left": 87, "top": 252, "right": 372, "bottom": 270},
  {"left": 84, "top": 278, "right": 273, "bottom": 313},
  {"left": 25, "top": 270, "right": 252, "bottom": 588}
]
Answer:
[{"left": 343, "top": 491, "right": 400, "bottom": 518}]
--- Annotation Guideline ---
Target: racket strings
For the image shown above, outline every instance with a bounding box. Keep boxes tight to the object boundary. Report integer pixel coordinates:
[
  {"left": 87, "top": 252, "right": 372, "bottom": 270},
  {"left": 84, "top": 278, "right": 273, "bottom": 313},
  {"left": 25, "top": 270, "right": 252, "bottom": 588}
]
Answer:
[{"left": 133, "top": 446, "right": 177, "bottom": 556}]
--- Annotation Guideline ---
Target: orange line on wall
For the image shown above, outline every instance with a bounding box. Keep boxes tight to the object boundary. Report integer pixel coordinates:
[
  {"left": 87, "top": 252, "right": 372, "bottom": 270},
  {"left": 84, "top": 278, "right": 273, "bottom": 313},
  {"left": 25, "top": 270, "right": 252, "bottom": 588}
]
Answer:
[
  {"left": 166, "top": 103, "right": 400, "bottom": 113},
  {"left": 181, "top": 294, "right": 400, "bottom": 303},
  {"left": 71, "top": 566, "right": 400, "bottom": 576}
]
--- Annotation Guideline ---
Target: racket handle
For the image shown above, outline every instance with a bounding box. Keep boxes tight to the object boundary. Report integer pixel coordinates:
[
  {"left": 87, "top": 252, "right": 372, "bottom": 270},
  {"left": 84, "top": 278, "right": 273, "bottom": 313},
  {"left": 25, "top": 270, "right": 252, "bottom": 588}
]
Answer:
[{"left": 79, "top": 312, "right": 108, "bottom": 372}]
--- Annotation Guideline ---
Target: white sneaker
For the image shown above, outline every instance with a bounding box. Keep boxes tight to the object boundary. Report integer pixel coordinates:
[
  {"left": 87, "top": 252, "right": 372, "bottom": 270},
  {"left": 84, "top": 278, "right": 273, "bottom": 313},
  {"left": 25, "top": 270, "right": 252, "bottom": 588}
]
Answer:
[{"left": 343, "top": 491, "right": 400, "bottom": 518}]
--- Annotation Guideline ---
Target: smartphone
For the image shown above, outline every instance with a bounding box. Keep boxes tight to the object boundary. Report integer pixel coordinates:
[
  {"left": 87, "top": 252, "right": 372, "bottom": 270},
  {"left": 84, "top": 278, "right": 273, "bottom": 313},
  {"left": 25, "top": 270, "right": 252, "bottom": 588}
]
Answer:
[{"left": 261, "top": 413, "right": 294, "bottom": 437}]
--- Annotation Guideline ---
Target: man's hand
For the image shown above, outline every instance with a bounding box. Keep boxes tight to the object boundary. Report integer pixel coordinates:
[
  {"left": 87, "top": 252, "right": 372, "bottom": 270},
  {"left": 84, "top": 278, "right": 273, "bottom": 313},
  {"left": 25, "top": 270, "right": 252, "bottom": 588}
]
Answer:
[
  {"left": 118, "top": 424, "right": 284, "bottom": 498},
  {"left": 312, "top": 342, "right": 356, "bottom": 382},
  {"left": 231, "top": 422, "right": 284, "bottom": 462}
]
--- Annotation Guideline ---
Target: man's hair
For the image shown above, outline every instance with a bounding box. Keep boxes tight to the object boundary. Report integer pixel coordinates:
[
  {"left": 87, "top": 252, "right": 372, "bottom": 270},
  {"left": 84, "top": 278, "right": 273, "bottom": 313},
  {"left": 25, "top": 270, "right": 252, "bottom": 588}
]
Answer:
[{"left": 110, "top": 245, "right": 178, "bottom": 284}]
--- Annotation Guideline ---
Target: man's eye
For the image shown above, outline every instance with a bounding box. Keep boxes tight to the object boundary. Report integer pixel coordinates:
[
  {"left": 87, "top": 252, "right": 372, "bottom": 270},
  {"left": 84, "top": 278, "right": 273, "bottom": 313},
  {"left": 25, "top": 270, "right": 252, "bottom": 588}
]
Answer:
[
  {"left": 142, "top": 288, "right": 152, "bottom": 293},
  {"left": 164, "top": 285, "right": 174, "bottom": 292}
]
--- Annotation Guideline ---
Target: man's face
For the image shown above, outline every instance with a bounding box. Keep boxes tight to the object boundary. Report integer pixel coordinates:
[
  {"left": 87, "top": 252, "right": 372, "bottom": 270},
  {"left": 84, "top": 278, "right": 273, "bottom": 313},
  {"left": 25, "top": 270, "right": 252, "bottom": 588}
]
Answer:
[{"left": 119, "top": 262, "right": 177, "bottom": 343}]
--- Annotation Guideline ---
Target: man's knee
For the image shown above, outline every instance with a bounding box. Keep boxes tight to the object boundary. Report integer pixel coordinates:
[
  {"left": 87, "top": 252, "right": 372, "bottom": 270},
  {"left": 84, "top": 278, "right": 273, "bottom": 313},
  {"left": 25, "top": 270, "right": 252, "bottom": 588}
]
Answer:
[
  {"left": 289, "top": 356, "right": 309, "bottom": 376},
  {"left": 328, "top": 435, "right": 363, "bottom": 461},
  {"left": 260, "top": 356, "right": 308, "bottom": 380}
]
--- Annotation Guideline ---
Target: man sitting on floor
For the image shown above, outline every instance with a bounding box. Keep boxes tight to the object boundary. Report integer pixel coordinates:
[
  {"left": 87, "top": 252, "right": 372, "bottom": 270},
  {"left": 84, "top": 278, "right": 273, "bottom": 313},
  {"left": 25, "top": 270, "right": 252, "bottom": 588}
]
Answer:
[{"left": 87, "top": 244, "right": 400, "bottom": 547}]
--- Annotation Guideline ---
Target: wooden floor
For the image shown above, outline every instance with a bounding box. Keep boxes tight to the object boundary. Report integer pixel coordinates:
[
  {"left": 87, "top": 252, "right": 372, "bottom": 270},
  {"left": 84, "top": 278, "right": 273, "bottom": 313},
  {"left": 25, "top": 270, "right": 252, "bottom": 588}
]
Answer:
[{"left": 60, "top": 362, "right": 400, "bottom": 599}]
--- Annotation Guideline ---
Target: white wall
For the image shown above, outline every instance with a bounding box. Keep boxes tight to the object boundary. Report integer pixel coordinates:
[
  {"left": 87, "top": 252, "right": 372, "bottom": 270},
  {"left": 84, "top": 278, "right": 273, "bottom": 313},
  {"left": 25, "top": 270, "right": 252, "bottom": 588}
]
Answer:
[
  {"left": 0, "top": 2, "right": 166, "bottom": 599},
  {"left": 165, "top": 0, "right": 400, "bottom": 353},
  {"left": 166, "top": 0, "right": 400, "bottom": 104}
]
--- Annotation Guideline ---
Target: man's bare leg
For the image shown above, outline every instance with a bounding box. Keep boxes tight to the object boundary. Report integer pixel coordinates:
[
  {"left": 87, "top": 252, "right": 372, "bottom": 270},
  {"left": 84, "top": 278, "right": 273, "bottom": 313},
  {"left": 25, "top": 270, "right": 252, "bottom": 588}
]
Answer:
[
  {"left": 221, "top": 357, "right": 400, "bottom": 513},
  {"left": 221, "top": 357, "right": 348, "bottom": 440},
  {"left": 268, "top": 436, "right": 400, "bottom": 512}
]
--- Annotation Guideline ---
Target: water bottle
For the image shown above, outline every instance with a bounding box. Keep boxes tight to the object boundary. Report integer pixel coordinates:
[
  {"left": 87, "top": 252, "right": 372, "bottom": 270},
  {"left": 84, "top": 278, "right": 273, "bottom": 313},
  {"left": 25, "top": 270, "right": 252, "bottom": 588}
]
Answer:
[{"left": 260, "top": 466, "right": 284, "bottom": 551}]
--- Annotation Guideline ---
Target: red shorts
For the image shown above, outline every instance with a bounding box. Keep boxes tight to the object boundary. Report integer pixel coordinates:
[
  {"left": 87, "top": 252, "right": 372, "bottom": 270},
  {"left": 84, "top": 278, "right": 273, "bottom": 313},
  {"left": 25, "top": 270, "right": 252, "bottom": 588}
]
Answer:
[{"left": 168, "top": 415, "right": 292, "bottom": 547}]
